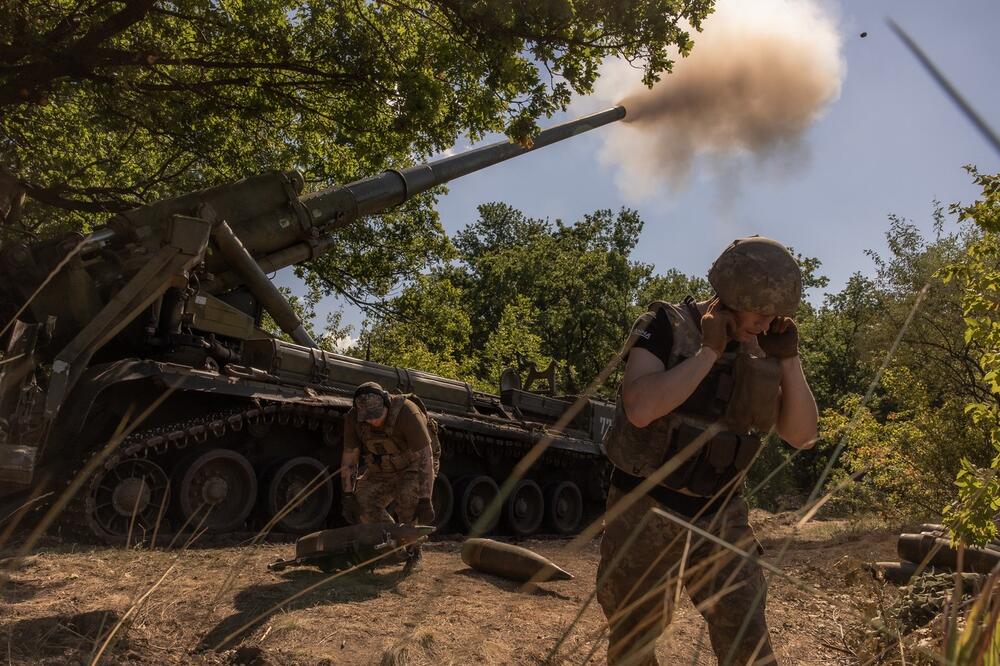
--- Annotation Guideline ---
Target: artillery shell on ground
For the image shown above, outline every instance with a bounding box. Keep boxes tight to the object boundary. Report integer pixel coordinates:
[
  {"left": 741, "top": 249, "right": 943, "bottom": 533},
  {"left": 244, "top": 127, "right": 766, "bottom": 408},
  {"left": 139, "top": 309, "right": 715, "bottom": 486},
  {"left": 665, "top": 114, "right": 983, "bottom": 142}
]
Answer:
[
  {"left": 460, "top": 537, "right": 573, "bottom": 583},
  {"left": 269, "top": 522, "right": 434, "bottom": 573},
  {"left": 897, "top": 533, "right": 1000, "bottom": 574},
  {"left": 866, "top": 561, "right": 949, "bottom": 585},
  {"left": 917, "top": 525, "right": 1000, "bottom": 549},
  {"left": 868, "top": 561, "right": 925, "bottom": 585}
]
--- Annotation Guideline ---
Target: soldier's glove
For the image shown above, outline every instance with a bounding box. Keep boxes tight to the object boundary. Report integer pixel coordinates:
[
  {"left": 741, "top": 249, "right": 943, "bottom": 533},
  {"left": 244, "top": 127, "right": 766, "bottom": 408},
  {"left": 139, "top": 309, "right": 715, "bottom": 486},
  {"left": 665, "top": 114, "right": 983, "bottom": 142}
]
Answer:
[
  {"left": 700, "top": 298, "right": 734, "bottom": 358},
  {"left": 757, "top": 317, "right": 799, "bottom": 358},
  {"left": 415, "top": 497, "right": 435, "bottom": 525},
  {"left": 341, "top": 492, "right": 360, "bottom": 524}
]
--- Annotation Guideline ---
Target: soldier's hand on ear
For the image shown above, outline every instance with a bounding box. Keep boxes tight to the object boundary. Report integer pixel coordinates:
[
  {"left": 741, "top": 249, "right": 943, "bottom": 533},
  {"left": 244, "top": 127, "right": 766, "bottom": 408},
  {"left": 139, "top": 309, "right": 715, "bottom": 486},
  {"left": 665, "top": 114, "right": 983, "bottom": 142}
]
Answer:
[
  {"left": 701, "top": 298, "right": 733, "bottom": 358},
  {"left": 757, "top": 317, "right": 799, "bottom": 358}
]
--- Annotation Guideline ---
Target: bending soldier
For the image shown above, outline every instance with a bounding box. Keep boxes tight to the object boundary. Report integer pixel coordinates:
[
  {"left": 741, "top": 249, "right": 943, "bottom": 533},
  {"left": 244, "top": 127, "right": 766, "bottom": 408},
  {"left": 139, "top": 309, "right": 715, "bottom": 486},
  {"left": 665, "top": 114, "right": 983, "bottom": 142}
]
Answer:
[
  {"left": 598, "top": 237, "right": 819, "bottom": 665},
  {"left": 340, "top": 382, "right": 438, "bottom": 562}
]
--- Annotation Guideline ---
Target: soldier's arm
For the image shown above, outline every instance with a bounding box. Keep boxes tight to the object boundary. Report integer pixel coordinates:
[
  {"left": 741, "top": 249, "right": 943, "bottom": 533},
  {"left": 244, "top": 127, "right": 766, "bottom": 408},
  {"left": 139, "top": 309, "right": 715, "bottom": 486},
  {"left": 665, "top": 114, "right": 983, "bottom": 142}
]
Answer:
[
  {"left": 415, "top": 446, "right": 434, "bottom": 499},
  {"left": 775, "top": 356, "right": 818, "bottom": 449},
  {"left": 622, "top": 347, "right": 718, "bottom": 428},
  {"left": 341, "top": 416, "right": 361, "bottom": 492},
  {"left": 398, "top": 403, "right": 435, "bottom": 498}
]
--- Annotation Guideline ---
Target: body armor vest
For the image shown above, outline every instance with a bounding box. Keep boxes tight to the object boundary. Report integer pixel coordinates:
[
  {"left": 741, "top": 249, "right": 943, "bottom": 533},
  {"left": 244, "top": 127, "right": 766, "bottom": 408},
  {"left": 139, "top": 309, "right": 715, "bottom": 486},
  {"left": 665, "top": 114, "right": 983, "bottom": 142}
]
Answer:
[
  {"left": 604, "top": 299, "right": 782, "bottom": 497},
  {"left": 359, "top": 394, "right": 441, "bottom": 477}
]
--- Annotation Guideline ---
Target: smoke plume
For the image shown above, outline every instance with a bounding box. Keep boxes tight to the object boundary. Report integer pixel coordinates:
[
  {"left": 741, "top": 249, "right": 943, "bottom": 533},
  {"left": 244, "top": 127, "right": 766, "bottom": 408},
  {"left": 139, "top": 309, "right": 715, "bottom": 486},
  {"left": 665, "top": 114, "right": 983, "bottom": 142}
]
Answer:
[{"left": 594, "top": 0, "right": 845, "bottom": 201}]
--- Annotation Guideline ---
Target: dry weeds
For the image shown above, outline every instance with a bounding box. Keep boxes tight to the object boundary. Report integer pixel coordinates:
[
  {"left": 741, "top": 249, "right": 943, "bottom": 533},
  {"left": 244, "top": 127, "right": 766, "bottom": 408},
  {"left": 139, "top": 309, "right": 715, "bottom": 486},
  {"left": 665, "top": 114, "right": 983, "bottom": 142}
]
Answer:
[{"left": 0, "top": 515, "right": 899, "bottom": 665}]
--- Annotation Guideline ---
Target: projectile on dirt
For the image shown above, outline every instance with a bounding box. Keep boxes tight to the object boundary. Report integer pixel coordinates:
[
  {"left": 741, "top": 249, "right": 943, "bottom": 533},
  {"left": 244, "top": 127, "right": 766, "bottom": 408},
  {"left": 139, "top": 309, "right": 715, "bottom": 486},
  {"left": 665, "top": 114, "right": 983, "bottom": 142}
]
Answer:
[
  {"left": 867, "top": 561, "right": 986, "bottom": 586},
  {"left": 897, "top": 533, "right": 1000, "bottom": 574},
  {"left": 917, "top": 524, "right": 1000, "bottom": 549},
  {"left": 460, "top": 537, "right": 573, "bottom": 583},
  {"left": 268, "top": 522, "right": 434, "bottom": 573},
  {"left": 867, "top": 561, "right": 922, "bottom": 585}
]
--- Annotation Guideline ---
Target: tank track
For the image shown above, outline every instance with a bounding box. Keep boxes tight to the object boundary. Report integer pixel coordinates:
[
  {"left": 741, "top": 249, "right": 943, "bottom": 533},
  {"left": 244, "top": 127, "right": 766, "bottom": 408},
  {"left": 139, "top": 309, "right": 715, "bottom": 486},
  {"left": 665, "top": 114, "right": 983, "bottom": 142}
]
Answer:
[
  {"left": 70, "top": 398, "right": 607, "bottom": 544},
  {"left": 74, "top": 400, "right": 337, "bottom": 545}
]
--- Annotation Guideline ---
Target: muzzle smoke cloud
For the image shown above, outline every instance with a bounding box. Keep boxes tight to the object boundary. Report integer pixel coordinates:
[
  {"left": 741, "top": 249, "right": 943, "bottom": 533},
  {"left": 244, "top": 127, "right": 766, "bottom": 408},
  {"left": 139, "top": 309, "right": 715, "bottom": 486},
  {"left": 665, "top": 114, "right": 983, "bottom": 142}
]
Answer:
[{"left": 594, "top": 0, "right": 844, "bottom": 201}]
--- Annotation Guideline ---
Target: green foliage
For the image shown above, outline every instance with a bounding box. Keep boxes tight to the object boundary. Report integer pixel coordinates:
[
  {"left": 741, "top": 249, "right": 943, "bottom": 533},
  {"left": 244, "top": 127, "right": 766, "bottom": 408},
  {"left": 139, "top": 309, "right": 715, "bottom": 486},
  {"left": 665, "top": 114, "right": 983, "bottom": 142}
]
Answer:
[
  {"left": 353, "top": 271, "right": 478, "bottom": 381},
  {"left": 795, "top": 210, "right": 995, "bottom": 517},
  {"left": 638, "top": 268, "right": 713, "bottom": 305},
  {"left": 822, "top": 370, "right": 990, "bottom": 516},
  {"left": 457, "top": 204, "right": 653, "bottom": 392},
  {"left": 300, "top": 195, "right": 456, "bottom": 305},
  {"left": 953, "top": 169, "right": 1000, "bottom": 233},
  {"left": 479, "top": 296, "right": 551, "bottom": 392},
  {"left": 942, "top": 571, "right": 1000, "bottom": 666},
  {"left": 1, "top": 0, "right": 714, "bottom": 306},
  {"left": 356, "top": 203, "right": 712, "bottom": 395},
  {"left": 939, "top": 169, "right": 1000, "bottom": 545},
  {"left": 797, "top": 273, "right": 878, "bottom": 410}
]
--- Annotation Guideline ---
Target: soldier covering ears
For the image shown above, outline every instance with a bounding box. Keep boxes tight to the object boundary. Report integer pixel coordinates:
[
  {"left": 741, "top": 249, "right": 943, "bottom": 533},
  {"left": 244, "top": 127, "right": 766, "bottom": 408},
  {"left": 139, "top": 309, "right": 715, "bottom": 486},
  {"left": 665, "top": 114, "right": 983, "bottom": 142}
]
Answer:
[{"left": 598, "top": 236, "right": 819, "bottom": 666}]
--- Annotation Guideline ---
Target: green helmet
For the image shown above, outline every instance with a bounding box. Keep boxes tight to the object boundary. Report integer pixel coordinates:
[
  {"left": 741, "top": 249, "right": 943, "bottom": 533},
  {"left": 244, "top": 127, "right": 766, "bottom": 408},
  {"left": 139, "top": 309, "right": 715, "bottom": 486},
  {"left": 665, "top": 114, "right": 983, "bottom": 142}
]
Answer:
[
  {"left": 708, "top": 236, "right": 801, "bottom": 317},
  {"left": 353, "top": 381, "right": 389, "bottom": 422}
]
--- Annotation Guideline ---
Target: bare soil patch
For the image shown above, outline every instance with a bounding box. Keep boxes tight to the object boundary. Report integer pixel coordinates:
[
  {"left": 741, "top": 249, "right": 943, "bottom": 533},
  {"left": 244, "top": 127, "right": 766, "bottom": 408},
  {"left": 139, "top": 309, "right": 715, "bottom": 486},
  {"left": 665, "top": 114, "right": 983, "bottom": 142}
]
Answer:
[{"left": 1, "top": 513, "right": 898, "bottom": 665}]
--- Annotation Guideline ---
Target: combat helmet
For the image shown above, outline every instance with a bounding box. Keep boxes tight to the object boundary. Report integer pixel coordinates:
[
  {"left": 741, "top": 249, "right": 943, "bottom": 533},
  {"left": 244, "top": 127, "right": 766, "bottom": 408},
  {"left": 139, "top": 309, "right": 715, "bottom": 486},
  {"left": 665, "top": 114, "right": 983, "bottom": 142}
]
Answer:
[
  {"left": 353, "top": 381, "right": 389, "bottom": 421},
  {"left": 708, "top": 236, "right": 801, "bottom": 317}
]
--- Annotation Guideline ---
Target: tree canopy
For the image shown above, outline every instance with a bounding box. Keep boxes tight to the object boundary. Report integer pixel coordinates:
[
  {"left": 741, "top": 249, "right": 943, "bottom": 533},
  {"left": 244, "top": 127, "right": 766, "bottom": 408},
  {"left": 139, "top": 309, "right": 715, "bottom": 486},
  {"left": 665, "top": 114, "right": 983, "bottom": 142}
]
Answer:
[
  {"left": 353, "top": 202, "right": 826, "bottom": 399},
  {"left": 356, "top": 203, "right": 663, "bottom": 393},
  {"left": 1, "top": 0, "right": 712, "bottom": 249}
]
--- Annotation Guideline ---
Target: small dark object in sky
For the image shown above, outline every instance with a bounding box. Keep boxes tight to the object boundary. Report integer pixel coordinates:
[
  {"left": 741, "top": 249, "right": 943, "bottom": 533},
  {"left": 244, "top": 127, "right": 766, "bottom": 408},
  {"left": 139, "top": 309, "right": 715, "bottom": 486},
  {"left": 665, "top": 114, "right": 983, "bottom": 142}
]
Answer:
[{"left": 860, "top": 32, "right": 868, "bottom": 38}]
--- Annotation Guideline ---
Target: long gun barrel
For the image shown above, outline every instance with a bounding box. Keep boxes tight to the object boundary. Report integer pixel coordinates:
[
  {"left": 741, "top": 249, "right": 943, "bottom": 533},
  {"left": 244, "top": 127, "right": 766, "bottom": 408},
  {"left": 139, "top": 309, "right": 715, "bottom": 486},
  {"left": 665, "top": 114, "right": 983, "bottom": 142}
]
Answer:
[
  {"left": 83, "top": 106, "right": 626, "bottom": 284},
  {"left": 309, "top": 105, "right": 626, "bottom": 223},
  {"left": 209, "top": 106, "right": 626, "bottom": 290}
]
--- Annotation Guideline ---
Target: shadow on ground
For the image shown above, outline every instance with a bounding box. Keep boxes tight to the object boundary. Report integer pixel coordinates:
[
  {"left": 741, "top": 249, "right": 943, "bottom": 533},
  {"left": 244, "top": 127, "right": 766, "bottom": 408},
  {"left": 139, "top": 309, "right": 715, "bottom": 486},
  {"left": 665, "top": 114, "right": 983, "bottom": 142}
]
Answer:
[
  {"left": 0, "top": 576, "right": 69, "bottom": 604},
  {"left": 0, "top": 608, "right": 123, "bottom": 660},
  {"left": 197, "top": 567, "right": 410, "bottom": 652},
  {"left": 455, "top": 568, "right": 573, "bottom": 600}
]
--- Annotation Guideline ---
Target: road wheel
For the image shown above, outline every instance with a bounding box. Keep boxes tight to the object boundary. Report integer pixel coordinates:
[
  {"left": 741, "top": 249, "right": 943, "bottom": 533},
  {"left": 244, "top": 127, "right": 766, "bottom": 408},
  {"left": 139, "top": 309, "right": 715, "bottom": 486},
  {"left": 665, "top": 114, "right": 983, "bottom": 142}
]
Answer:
[
  {"left": 177, "top": 448, "right": 257, "bottom": 533},
  {"left": 431, "top": 473, "right": 454, "bottom": 531},
  {"left": 264, "top": 456, "right": 332, "bottom": 533},
  {"left": 504, "top": 479, "right": 544, "bottom": 537},
  {"left": 87, "top": 459, "right": 170, "bottom": 541},
  {"left": 545, "top": 481, "right": 583, "bottom": 535},
  {"left": 455, "top": 475, "right": 500, "bottom": 535}
]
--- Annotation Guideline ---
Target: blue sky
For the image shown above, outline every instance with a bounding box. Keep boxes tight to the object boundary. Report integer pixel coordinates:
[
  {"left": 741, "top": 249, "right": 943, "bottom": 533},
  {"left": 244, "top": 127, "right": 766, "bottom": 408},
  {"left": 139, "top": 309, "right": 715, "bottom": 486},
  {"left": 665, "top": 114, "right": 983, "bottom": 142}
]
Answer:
[{"left": 281, "top": 0, "right": 1000, "bottom": 338}]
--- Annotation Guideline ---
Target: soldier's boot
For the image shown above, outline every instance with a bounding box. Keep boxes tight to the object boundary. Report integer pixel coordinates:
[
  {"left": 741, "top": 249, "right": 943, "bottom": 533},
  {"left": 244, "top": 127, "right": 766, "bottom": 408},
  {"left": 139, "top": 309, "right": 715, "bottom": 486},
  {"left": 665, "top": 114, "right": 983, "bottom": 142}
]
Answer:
[{"left": 403, "top": 544, "right": 423, "bottom": 573}]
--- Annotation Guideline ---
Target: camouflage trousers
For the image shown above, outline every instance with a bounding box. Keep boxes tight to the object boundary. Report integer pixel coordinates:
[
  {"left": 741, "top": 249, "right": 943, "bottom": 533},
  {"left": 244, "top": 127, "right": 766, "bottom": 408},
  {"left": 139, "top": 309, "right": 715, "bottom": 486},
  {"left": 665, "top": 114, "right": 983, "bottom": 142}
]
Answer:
[
  {"left": 355, "top": 467, "right": 422, "bottom": 524},
  {"left": 596, "top": 486, "right": 775, "bottom": 666}
]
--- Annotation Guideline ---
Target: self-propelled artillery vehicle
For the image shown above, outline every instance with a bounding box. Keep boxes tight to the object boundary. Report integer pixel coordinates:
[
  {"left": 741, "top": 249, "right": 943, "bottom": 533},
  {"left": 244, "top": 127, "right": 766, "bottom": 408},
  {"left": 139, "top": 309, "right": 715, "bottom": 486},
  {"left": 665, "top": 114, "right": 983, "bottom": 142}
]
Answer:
[{"left": 0, "top": 108, "right": 624, "bottom": 543}]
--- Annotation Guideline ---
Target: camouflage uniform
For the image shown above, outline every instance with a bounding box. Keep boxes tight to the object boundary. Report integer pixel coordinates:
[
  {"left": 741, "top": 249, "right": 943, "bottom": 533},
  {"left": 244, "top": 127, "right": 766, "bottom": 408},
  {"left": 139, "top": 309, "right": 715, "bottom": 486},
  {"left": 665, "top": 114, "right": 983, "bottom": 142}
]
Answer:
[
  {"left": 345, "top": 393, "right": 435, "bottom": 525},
  {"left": 598, "top": 237, "right": 802, "bottom": 665},
  {"left": 354, "top": 451, "right": 425, "bottom": 524},
  {"left": 596, "top": 486, "right": 772, "bottom": 666}
]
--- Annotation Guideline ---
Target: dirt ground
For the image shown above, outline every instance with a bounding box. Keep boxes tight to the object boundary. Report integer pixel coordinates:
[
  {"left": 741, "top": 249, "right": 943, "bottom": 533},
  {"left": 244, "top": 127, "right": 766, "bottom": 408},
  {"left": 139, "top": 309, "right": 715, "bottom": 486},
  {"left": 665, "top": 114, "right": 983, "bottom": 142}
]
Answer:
[{"left": 0, "top": 511, "right": 900, "bottom": 665}]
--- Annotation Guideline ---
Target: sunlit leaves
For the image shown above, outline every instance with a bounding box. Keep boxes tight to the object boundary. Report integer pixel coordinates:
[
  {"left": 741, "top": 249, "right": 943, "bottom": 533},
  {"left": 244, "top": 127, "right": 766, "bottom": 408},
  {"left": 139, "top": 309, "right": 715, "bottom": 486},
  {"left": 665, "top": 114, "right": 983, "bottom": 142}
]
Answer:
[
  {"left": 353, "top": 203, "right": 697, "bottom": 395},
  {"left": 941, "top": 170, "right": 1000, "bottom": 546},
  {"left": 2, "top": 0, "right": 715, "bottom": 307},
  {"left": 2, "top": 0, "right": 715, "bottom": 224}
]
